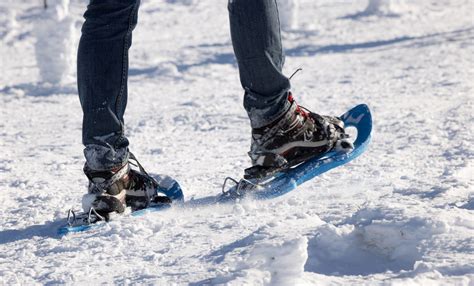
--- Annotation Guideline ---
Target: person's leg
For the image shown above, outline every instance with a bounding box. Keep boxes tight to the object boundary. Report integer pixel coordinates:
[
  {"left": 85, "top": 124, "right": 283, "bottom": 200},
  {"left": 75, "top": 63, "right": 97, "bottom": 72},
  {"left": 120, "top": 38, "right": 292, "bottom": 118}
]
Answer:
[
  {"left": 78, "top": 0, "right": 140, "bottom": 171},
  {"left": 228, "top": 0, "right": 291, "bottom": 129},
  {"left": 228, "top": 0, "right": 352, "bottom": 179},
  {"left": 77, "top": 0, "right": 172, "bottom": 217}
]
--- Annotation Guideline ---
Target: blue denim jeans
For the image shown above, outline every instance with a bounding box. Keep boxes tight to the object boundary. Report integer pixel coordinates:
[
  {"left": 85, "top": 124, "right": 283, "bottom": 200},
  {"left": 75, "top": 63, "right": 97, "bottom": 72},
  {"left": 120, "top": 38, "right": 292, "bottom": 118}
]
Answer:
[{"left": 78, "top": 0, "right": 290, "bottom": 170}]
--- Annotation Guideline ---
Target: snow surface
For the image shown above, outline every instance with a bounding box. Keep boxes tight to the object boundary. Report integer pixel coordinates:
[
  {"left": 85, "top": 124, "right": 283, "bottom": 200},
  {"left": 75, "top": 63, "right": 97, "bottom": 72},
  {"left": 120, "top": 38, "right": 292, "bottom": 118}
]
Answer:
[
  {"left": 277, "top": 0, "right": 299, "bottom": 31},
  {"left": 0, "top": 0, "right": 473, "bottom": 285}
]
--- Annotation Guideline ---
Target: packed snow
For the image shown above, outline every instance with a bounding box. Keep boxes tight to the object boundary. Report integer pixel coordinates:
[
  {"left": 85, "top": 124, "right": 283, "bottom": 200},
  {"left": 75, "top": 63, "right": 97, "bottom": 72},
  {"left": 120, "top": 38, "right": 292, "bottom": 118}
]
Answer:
[{"left": 0, "top": 0, "right": 473, "bottom": 285}]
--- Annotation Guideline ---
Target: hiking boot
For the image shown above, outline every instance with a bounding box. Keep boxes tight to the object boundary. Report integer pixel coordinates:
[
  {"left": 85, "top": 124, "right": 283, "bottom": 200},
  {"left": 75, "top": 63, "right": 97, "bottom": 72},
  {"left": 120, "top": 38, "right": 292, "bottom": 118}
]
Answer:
[
  {"left": 82, "top": 162, "right": 129, "bottom": 218},
  {"left": 82, "top": 153, "right": 171, "bottom": 218},
  {"left": 245, "top": 92, "right": 353, "bottom": 179}
]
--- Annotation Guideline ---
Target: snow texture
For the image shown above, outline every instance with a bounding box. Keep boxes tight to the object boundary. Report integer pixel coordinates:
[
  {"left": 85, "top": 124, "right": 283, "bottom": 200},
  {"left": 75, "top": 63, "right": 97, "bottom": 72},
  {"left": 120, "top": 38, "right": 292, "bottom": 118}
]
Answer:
[
  {"left": 34, "top": 0, "right": 77, "bottom": 85},
  {"left": 0, "top": 0, "right": 473, "bottom": 285},
  {"left": 277, "top": 0, "right": 299, "bottom": 31}
]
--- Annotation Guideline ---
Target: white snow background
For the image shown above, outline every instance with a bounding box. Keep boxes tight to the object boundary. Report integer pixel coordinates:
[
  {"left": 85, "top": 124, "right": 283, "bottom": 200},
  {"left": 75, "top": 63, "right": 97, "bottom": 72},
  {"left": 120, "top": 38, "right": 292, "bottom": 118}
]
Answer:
[{"left": 0, "top": 0, "right": 473, "bottom": 285}]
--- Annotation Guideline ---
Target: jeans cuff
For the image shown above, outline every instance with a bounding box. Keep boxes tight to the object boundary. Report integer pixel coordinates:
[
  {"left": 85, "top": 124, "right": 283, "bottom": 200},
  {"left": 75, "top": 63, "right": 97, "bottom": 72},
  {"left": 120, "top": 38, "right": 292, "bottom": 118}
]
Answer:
[
  {"left": 84, "top": 144, "right": 129, "bottom": 171},
  {"left": 247, "top": 92, "right": 291, "bottom": 128}
]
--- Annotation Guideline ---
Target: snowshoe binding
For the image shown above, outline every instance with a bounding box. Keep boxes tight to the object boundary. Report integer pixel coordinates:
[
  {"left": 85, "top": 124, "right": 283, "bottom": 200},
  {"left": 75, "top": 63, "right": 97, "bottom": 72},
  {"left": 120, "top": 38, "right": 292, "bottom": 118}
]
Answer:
[
  {"left": 67, "top": 152, "right": 173, "bottom": 228},
  {"left": 220, "top": 103, "right": 372, "bottom": 201}
]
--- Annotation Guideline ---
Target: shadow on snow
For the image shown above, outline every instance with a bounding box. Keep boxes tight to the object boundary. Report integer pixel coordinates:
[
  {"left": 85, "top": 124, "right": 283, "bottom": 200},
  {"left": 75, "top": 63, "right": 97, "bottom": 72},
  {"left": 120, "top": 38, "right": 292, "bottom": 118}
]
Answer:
[
  {"left": 286, "top": 27, "right": 474, "bottom": 57},
  {"left": 0, "top": 220, "right": 63, "bottom": 245}
]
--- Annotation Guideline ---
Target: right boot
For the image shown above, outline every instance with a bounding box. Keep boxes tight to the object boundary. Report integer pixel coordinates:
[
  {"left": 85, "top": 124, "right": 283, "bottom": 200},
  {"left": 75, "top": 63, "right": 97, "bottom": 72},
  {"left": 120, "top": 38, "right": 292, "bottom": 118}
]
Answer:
[{"left": 245, "top": 92, "right": 353, "bottom": 179}]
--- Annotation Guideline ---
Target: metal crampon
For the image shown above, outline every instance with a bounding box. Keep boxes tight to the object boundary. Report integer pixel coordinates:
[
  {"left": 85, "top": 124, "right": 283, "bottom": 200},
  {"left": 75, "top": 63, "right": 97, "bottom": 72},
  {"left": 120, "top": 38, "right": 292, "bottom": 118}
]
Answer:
[
  {"left": 66, "top": 207, "right": 106, "bottom": 227},
  {"left": 220, "top": 177, "right": 263, "bottom": 201}
]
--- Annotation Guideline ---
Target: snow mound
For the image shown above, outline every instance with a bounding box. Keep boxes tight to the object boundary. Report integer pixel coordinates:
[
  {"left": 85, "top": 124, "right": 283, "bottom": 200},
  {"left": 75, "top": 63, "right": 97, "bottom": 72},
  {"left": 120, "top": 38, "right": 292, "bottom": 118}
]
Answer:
[
  {"left": 277, "top": 0, "right": 299, "bottom": 31},
  {"left": 34, "top": 0, "right": 77, "bottom": 85},
  {"left": 305, "top": 205, "right": 449, "bottom": 276}
]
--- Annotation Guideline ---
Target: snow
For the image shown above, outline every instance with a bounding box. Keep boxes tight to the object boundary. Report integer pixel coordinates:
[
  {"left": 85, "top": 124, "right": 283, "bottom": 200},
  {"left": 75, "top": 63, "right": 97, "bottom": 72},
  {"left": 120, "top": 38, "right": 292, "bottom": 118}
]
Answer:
[
  {"left": 277, "top": 0, "right": 299, "bottom": 31},
  {"left": 33, "top": 0, "right": 76, "bottom": 85},
  {"left": 0, "top": 0, "right": 473, "bottom": 285}
]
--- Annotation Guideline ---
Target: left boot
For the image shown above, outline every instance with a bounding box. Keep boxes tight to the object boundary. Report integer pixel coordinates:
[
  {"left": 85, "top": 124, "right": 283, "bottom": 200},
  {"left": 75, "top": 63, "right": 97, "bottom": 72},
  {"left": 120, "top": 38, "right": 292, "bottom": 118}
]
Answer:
[{"left": 82, "top": 153, "right": 171, "bottom": 218}]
